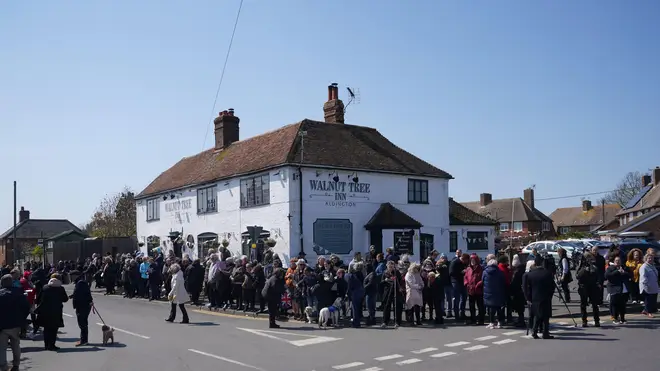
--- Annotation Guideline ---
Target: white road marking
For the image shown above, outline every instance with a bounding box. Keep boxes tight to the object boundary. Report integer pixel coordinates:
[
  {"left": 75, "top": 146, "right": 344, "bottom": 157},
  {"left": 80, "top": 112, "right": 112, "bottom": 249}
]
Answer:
[
  {"left": 332, "top": 362, "right": 365, "bottom": 369},
  {"left": 396, "top": 358, "right": 422, "bottom": 365},
  {"left": 430, "top": 351, "right": 456, "bottom": 358},
  {"left": 502, "top": 330, "right": 524, "bottom": 336},
  {"left": 552, "top": 329, "right": 566, "bottom": 333},
  {"left": 374, "top": 354, "right": 403, "bottom": 361},
  {"left": 464, "top": 345, "right": 489, "bottom": 351},
  {"left": 237, "top": 327, "right": 342, "bottom": 347},
  {"left": 95, "top": 323, "right": 150, "bottom": 339},
  {"left": 474, "top": 335, "right": 498, "bottom": 341},
  {"left": 521, "top": 335, "right": 534, "bottom": 339},
  {"left": 557, "top": 321, "right": 568, "bottom": 325},
  {"left": 359, "top": 368, "right": 383, "bottom": 371},
  {"left": 493, "top": 339, "right": 517, "bottom": 345},
  {"left": 445, "top": 341, "right": 470, "bottom": 347},
  {"left": 63, "top": 313, "right": 74, "bottom": 317},
  {"left": 188, "top": 349, "right": 267, "bottom": 371},
  {"left": 411, "top": 347, "right": 438, "bottom": 354}
]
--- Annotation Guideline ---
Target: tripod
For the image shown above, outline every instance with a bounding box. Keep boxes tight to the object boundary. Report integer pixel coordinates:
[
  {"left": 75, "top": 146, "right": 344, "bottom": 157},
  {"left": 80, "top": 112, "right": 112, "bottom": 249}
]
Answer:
[{"left": 553, "top": 278, "right": 579, "bottom": 327}]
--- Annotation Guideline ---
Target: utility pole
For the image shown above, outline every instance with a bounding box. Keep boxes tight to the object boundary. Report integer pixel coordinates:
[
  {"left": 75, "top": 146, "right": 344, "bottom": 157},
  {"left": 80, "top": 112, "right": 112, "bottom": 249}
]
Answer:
[
  {"left": 601, "top": 198, "right": 606, "bottom": 226},
  {"left": 13, "top": 181, "right": 17, "bottom": 265}
]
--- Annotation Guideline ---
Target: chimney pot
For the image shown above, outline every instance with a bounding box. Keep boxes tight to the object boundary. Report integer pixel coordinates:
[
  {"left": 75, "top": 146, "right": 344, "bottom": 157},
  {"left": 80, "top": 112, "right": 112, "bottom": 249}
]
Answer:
[
  {"left": 582, "top": 200, "right": 592, "bottom": 211},
  {"left": 18, "top": 207, "right": 30, "bottom": 223},
  {"left": 323, "top": 84, "right": 345, "bottom": 124},
  {"left": 214, "top": 109, "right": 240, "bottom": 150},
  {"left": 480, "top": 193, "right": 492, "bottom": 206},
  {"left": 523, "top": 188, "right": 535, "bottom": 210},
  {"left": 653, "top": 167, "right": 660, "bottom": 187}
]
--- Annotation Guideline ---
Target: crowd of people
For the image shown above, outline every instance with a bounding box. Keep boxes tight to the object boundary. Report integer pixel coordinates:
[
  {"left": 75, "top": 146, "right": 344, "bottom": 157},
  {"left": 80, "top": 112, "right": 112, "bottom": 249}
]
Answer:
[{"left": 1, "top": 242, "right": 659, "bottom": 371}]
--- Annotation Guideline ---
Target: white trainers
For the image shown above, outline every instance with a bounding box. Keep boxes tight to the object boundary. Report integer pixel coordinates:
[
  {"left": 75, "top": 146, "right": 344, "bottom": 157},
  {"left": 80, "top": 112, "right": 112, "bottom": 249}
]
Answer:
[
  {"left": 486, "top": 323, "right": 495, "bottom": 329},
  {"left": 495, "top": 323, "right": 503, "bottom": 329}
]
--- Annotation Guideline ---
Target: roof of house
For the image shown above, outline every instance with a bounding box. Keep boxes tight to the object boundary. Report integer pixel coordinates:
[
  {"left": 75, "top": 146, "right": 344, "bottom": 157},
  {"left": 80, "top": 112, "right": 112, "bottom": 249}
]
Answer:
[
  {"left": 0, "top": 219, "right": 83, "bottom": 240},
  {"left": 549, "top": 203, "right": 621, "bottom": 228},
  {"left": 365, "top": 203, "right": 423, "bottom": 230},
  {"left": 616, "top": 183, "right": 660, "bottom": 216},
  {"left": 612, "top": 209, "right": 660, "bottom": 233},
  {"left": 46, "top": 229, "right": 88, "bottom": 241},
  {"left": 138, "top": 119, "right": 453, "bottom": 198},
  {"left": 461, "top": 198, "right": 553, "bottom": 223},
  {"left": 449, "top": 198, "right": 497, "bottom": 225}
]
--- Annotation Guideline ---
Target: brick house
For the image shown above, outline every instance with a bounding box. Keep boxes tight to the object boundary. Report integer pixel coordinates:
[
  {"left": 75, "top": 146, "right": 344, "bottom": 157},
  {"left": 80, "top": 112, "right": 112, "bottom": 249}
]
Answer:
[
  {"left": 461, "top": 188, "right": 555, "bottom": 241},
  {"left": 448, "top": 198, "right": 498, "bottom": 257},
  {"left": 0, "top": 207, "right": 83, "bottom": 265},
  {"left": 611, "top": 167, "right": 660, "bottom": 238},
  {"left": 549, "top": 200, "right": 621, "bottom": 235}
]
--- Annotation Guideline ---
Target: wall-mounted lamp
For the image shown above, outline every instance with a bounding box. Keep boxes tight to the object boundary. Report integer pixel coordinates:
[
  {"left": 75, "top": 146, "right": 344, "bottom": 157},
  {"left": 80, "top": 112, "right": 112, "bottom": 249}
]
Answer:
[
  {"left": 170, "top": 194, "right": 176, "bottom": 200},
  {"left": 162, "top": 195, "right": 168, "bottom": 201},
  {"left": 329, "top": 171, "right": 339, "bottom": 183},
  {"left": 273, "top": 170, "right": 280, "bottom": 176},
  {"left": 315, "top": 170, "right": 322, "bottom": 177},
  {"left": 224, "top": 181, "right": 230, "bottom": 186},
  {"left": 349, "top": 172, "right": 359, "bottom": 183}
]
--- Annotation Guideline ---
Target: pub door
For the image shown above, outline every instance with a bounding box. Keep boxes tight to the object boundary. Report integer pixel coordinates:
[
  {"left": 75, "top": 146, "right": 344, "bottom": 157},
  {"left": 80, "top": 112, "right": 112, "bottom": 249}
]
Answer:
[{"left": 369, "top": 229, "right": 383, "bottom": 255}]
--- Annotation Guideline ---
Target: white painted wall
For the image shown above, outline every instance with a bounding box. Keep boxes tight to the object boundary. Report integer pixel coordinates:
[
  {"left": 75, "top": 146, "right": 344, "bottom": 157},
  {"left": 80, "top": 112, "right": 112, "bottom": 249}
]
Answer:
[
  {"left": 449, "top": 225, "right": 496, "bottom": 258},
  {"left": 136, "top": 168, "right": 293, "bottom": 261}
]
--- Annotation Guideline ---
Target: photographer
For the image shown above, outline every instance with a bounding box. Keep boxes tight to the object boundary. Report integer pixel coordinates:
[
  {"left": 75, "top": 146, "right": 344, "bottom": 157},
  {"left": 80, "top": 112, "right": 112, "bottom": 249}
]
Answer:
[{"left": 576, "top": 252, "right": 601, "bottom": 327}]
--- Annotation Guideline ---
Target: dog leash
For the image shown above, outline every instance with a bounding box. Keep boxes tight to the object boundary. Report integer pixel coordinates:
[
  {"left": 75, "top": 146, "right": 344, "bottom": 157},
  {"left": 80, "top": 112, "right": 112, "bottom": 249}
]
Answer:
[{"left": 92, "top": 304, "right": 107, "bottom": 326}]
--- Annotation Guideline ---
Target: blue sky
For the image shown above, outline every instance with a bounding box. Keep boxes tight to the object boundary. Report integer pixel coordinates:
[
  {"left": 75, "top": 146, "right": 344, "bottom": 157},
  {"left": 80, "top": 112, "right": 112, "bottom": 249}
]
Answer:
[{"left": 1, "top": 0, "right": 659, "bottom": 230}]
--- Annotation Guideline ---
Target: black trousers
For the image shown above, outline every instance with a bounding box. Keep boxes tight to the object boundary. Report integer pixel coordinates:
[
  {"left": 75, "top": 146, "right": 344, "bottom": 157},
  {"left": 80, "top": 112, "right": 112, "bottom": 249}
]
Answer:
[
  {"left": 383, "top": 295, "right": 403, "bottom": 325},
  {"left": 76, "top": 306, "right": 91, "bottom": 343},
  {"left": 267, "top": 299, "right": 279, "bottom": 325},
  {"left": 43, "top": 326, "right": 58, "bottom": 349},
  {"left": 168, "top": 303, "right": 189, "bottom": 321},
  {"left": 579, "top": 288, "right": 600, "bottom": 323},
  {"left": 468, "top": 295, "right": 484, "bottom": 324},
  {"left": 190, "top": 289, "right": 201, "bottom": 304},
  {"left": 149, "top": 281, "right": 160, "bottom": 300},
  {"left": 611, "top": 293, "right": 627, "bottom": 321},
  {"left": 532, "top": 314, "right": 549, "bottom": 336}
]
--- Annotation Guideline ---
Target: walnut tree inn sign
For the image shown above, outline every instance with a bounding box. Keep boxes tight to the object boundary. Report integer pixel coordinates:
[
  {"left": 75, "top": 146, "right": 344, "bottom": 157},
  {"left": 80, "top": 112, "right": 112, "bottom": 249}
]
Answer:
[{"left": 308, "top": 180, "right": 371, "bottom": 208}]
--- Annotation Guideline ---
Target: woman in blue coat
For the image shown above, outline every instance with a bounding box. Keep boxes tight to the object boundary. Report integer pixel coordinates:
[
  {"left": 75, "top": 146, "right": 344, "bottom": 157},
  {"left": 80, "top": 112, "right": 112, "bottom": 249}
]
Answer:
[{"left": 482, "top": 259, "right": 506, "bottom": 329}]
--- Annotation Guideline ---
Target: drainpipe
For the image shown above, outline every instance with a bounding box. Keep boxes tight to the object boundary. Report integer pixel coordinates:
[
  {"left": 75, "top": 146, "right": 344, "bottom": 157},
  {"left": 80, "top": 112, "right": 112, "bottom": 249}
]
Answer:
[{"left": 298, "top": 166, "right": 304, "bottom": 256}]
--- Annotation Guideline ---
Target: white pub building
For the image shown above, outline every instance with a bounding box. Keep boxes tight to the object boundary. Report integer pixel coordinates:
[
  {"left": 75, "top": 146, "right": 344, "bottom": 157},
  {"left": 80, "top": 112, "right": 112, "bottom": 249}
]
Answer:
[{"left": 136, "top": 84, "right": 495, "bottom": 262}]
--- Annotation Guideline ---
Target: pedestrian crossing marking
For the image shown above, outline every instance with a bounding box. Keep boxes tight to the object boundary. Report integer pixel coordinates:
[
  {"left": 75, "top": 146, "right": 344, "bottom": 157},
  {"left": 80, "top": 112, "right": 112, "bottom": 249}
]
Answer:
[
  {"left": 493, "top": 339, "right": 517, "bottom": 345},
  {"left": 464, "top": 345, "right": 489, "bottom": 351},
  {"left": 374, "top": 354, "right": 403, "bottom": 361},
  {"left": 502, "top": 330, "right": 524, "bottom": 335},
  {"left": 445, "top": 341, "right": 470, "bottom": 347},
  {"left": 396, "top": 358, "right": 422, "bottom": 365},
  {"left": 237, "top": 327, "right": 342, "bottom": 347},
  {"left": 411, "top": 347, "right": 438, "bottom": 354},
  {"left": 474, "top": 335, "right": 498, "bottom": 341},
  {"left": 430, "top": 351, "right": 456, "bottom": 358},
  {"left": 333, "top": 362, "right": 365, "bottom": 369}
]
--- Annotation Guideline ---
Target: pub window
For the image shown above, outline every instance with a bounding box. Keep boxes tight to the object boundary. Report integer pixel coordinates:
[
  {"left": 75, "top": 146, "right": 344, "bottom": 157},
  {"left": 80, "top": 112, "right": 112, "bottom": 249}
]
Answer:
[
  {"left": 449, "top": 231, "right": 458, "bottom": 252},
  {"left": 240, "top": 174, "right": 270, "bottom": 208},
  {"left": 408, "top": 179, "right": 428, "bottom": 204},
  {"left": 146, "top": 197, "right": 160, "bottom": 222},
  {"left": 197, "top": 185, "right": 218, "bottom": 214},
  {"left": 466, "top": 231, "right": 488, "bottom": 251}
]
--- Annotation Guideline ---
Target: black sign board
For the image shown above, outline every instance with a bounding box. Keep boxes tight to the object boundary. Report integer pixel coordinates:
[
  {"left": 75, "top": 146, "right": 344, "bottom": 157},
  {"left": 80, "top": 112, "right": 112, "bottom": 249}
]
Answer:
[
  {"left": 393, "top": 232, "right": 413, "bottom": 255},
  {"left": 313, "top": 219, "right": 353, "bottom": 255}
]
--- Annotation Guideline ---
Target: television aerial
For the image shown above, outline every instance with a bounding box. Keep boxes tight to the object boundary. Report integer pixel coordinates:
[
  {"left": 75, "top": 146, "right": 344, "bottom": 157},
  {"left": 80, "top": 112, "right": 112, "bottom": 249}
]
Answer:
[{"left": 344, "top": 86, "right": 360, "bottom": 113}]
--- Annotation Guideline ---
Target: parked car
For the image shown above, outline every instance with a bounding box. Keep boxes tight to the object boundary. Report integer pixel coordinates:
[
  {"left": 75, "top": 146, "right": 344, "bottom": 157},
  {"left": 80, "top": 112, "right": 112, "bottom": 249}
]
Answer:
[{"left": 521, "top": 240, "right": 579, "bottom": 268}]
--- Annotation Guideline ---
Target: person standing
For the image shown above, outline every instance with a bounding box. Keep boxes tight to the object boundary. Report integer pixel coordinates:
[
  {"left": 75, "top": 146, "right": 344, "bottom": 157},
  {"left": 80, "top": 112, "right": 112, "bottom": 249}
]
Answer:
[
  {"left": 576, "top": 252, "right": 601, "bottom": 327},
  {"left": 523, "top": 256, "right": 555, "bottom": 339},
  {"left": 71, "top": 274, "right": 93, "bottom": 346},
  {"left": 166, "top": 264, "right": 190, "bottom": 324},
  {"left": 483, "top": 259, "right": 506, "bottom": 329},
  {"left": 591, "top": 246, "right": 606, "bottom": 306},
  {"left": 0, "top": 274, "right": 30, "bottom": 371},
  {"left": 347, "top": 262, "right": 365, "bottom": 328},
  {"left": 36, "top": 274, "right": 69, "bottom": 351},
  {"left": 404, "top": 263, "right": 424, "bottom": 326},
  {"left": 450, "top": 253, "right": 469, "bottom": 320},
  {"left": 464, "top": 254, "right": 484, "bottom": 326},
  {"left": 262, "top": 268, "right": 285, "bottom": 329},
  {"left": 557, "top": 248, "right": 572, "bottom": 303},
  {"left": 639, "top": 253, "right": 659, "bottom": 317},
  {"left": 605, "top": 256, "right": 630, "bottom": 324}
]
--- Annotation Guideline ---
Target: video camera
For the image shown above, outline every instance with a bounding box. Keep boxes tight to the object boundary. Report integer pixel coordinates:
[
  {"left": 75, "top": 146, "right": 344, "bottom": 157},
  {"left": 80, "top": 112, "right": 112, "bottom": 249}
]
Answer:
[{"left": 540, "top": 251, "right": 557, "bottom": 276}]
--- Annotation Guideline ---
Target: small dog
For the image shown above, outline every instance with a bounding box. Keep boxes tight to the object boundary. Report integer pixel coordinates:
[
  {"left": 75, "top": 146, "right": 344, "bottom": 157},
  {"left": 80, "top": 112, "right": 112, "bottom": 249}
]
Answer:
[
  {"left": 318, "top": 297, "right": 343, "bottom": 329},
  {"left": 304, "top": 306, "right": 315, "bottom": 324},
  {"left": 101, "top": 325, "right": 114, "bottom": 345}
]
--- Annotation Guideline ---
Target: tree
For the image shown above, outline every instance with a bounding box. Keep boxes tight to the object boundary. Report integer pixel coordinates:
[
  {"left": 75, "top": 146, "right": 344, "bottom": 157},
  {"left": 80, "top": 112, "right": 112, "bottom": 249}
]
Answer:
[
  {"left": 85, "top": 187, "right": 136, "bottom": 237},
  {"left": 602, "top": 171, "right": 644, "bottom": 208}
]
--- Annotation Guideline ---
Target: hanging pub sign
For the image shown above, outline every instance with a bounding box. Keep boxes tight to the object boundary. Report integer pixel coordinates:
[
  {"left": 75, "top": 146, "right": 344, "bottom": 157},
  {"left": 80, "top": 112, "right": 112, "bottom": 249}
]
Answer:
[
  {"left": 308, "top": 179, "right": 371, "bottom": 208},
  {"left": 393, "top": 231, "right": 414, "bottom": 255}
]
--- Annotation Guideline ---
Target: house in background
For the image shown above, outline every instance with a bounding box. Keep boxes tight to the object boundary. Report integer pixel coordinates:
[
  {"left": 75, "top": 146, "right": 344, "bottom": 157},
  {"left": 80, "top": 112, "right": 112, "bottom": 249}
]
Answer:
[
  {"left": 448, "top": 198, "right": 498, "bottom": 257},
  {"left": 549, "top": 200, "right": 620, "bottom": 235},
  {"left": 461, "top": 188, "right": 555, "bottom": 243},
  {"left": 610, "top": 168, "right": 660, "bottom": 238},
  {"left": 0, "top": 207, "right": 83, "bottom": 265}
]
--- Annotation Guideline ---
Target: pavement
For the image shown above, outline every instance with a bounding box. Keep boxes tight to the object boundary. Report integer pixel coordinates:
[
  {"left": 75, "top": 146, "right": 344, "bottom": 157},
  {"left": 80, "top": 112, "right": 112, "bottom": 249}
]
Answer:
[{"left": 8, "top": 284, "right": 660, "bottom": 371}]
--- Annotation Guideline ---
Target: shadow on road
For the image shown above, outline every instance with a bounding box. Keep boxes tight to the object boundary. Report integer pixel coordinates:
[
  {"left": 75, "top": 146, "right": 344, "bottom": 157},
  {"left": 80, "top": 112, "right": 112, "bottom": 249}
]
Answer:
[
  {"left": 187, "top": 322, "right": 219, "bottom": 327},
  {"left": 57, "top": 346, "right": 104, "bottom": 353},
  {"left": 556, "top": 337, "right": 618, "bottom": 342}
]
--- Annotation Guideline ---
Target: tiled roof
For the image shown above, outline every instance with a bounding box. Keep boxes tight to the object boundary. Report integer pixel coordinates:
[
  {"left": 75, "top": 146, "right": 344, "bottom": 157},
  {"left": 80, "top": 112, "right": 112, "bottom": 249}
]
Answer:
[
  {"left": 46, "top": 229, "right": 88, "bottom": 241},
  {"left": 616, "top": 184, "right": 660, "bottom": 216},
  {"left": 612, "top": 209, "right": 660, "bottom": 233},
  {"left": 461, "top": 198, "right": 552, "bottom": 223},
  {"left": 549, "top": 203, "right": 621, "bottom": 228},
  {"left": 364, "top": 203, "right": 423, "bottom": 230},
  {"left": 449, "top": 198, "right": 497, "bottom": 225},
  {"left": 0, "top": 219, "right": 82, "bottom": 240},
  {"left": 138, "top": 120, "right": 452, "bottom": 198}
]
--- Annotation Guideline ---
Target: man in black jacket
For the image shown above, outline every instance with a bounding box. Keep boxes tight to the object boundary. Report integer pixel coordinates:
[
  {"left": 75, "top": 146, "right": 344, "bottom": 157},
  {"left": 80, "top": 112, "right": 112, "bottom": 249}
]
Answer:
[
  {"left": 591, "top": 246, "right": 606, "bottom": 306},
  {"left": 262, "top": 268, "right": 285, "bottom": 329},
  {"left": 576, "top": 252, "right": 601, "bottom": 327},
  {"left": 0, "top": 274, "right": 30, "bottom": 371},
  {"left": 71, "top": 274, "right": 94, "bottom": 346},
  {"left": 449, "top": 253, "right": 468, "bottom": 319},
  {"left": 523, "top": 256, "right": 555, "bottom": 339}
]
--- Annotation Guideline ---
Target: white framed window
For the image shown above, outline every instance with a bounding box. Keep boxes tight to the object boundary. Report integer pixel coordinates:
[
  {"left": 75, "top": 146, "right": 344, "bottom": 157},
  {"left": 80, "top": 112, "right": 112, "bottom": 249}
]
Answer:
[
  {"left": 240, "top": 174, "right": 270, "bottom": 208},
  {"left": 499, "top": 223, "right": 509, "bottom": 232},
  {"left": 542, "top": 221, "right": 551, "bottom": 232},
  {"left": 559, "top": 226, "right": 570, "bottom": 235},
  {"left": 146, "top": 197, "right": 160, "bottom": 222},
  {"left": 197, "top": 185, "right": 218, "bottom": 214},
  {"left": 513, "top": 222, "right": 523, "bottom": 232}
]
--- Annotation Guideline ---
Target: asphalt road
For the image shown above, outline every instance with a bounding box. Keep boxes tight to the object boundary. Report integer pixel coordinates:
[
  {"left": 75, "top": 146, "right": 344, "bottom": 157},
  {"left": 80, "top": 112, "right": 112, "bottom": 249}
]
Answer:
[{"left": 10, "top": 285, "right": 660, "bottom": 371}]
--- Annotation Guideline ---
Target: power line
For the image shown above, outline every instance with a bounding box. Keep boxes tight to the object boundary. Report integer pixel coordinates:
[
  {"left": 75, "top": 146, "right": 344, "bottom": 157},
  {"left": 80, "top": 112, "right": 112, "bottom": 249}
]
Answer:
[
  {"left": 535, "top": 187, "right": 641, "bottom": 202},
  {"left": 202, "top": 0, "right": 245, "bottom": 151}
]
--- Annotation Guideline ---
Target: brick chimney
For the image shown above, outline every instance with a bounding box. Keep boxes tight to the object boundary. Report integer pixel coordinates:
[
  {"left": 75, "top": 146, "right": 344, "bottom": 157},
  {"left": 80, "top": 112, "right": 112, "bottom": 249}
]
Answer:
[
  {"left": 480, "top": 193, "right": 492, "bottom": 206},
  {"left": 523, "top": 188, "right": 535, "bottom": 210},
  {"left": 582, "top": 200, "right": 592, "bottom": 211},
  {"left": 642, "top": 175, "right": 652, "bottom": 187},
  {"left": 19, "top": 206, "right": 29, "bottom": 222},
  {"left": 213, "top": 108, "right": 240, "bottom": 150},
  {"left": 653, "top": 167, "right": 660, "bottom": 187},
  {"left": 323, "top": 83, "right": 345, "bottom": 124}
]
